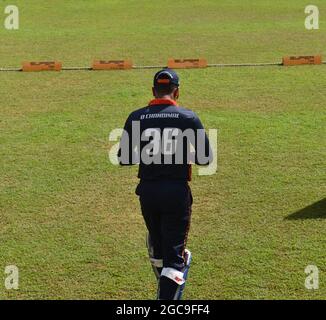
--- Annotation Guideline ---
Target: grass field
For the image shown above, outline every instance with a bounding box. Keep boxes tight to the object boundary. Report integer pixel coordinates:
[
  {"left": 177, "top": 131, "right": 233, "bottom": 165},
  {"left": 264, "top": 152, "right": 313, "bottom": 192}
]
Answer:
[{"left": 0, "top": 0, "right": 325, "bottom": 300}]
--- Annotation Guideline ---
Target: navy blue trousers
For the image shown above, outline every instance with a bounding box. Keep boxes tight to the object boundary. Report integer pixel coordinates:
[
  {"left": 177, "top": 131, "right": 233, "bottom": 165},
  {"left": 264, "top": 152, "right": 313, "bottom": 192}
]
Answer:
[{"left": 136, "top": 180, "right": 192, "bottom": 271}]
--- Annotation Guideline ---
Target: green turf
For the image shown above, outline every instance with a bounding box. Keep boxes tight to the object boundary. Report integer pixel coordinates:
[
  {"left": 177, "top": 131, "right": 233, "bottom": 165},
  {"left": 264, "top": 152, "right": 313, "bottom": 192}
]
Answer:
[{"left": 0, "top": 1, "right": 325, "bottom": 300}]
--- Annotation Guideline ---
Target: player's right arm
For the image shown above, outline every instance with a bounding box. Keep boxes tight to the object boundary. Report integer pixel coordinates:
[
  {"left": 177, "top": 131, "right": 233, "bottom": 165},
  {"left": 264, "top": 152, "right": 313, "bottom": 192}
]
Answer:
[{"left": 191, "top": 113, "right": 213, "bottom": 166}]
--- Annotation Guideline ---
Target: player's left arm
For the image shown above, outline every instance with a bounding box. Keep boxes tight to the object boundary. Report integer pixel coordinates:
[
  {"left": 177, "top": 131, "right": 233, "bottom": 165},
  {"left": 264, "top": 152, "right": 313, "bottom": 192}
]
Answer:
[{"left": 117, "top": 115, "right": 139, "bottom": 166}]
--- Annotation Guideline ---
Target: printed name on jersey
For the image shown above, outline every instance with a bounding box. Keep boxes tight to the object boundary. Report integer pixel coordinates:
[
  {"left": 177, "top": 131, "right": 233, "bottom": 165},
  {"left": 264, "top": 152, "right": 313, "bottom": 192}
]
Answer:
[{"left": 140, "top": 113, "right": 180, "bottom": 120}]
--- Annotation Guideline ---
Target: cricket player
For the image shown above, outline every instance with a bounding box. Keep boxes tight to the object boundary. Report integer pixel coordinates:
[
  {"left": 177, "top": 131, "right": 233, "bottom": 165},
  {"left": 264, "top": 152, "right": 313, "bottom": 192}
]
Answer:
[{"left": 118, "top": 69, "right": 212, "bottom": 300}]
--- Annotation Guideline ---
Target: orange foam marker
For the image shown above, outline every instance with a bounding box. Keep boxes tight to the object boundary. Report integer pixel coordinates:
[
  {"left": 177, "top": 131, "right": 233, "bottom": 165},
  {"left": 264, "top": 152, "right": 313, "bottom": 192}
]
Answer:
[
  {"left": 92, "top": 60, "right": 133, "bottom": 70},
  {"left": 22, "top": 61, "right": 62, "bottom": 72},
  {"left": 167, "top": 58, "right": 207, "bottom": 69},
  {"left": 282, "top": 55, "right": 322, "bottom": 66}
]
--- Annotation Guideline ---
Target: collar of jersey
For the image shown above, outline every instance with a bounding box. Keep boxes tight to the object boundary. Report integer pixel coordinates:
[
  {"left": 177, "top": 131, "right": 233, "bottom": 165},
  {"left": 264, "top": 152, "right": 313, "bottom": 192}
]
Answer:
[{"left": 149, "top": 98, "right": 178, "bottom": 106}]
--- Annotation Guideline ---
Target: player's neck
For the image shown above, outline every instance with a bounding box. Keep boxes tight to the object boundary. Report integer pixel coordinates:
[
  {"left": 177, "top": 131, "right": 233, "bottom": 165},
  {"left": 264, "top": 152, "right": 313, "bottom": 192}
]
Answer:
[{"left": 155, "top": 94, "right": 176, "bottom": 101}]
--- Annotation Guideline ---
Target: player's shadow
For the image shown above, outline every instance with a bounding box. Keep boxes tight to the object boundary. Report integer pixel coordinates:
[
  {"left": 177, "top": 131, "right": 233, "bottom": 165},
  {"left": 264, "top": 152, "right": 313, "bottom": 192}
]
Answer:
[{"left": 285, "top": 198, "right": 326, "bottom": 220}]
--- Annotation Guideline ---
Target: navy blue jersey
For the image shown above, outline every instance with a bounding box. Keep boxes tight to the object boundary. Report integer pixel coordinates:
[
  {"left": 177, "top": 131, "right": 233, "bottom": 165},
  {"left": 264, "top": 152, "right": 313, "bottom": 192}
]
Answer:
[{"left": 118, "top": 98, "right": 212, "bottom": 181}]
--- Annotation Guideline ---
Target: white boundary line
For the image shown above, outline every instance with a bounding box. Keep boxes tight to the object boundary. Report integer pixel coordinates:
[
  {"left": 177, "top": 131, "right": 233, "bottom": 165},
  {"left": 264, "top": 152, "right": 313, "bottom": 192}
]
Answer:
[{"left": 0, "top": 61, "right": 325, "bottom": 72}]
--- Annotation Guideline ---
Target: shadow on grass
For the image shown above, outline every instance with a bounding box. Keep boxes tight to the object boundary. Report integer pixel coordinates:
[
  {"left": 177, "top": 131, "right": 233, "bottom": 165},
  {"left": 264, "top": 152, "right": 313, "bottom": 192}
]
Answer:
[{"left": 285, "top": 198, "right": 326, "bottom": 220}]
